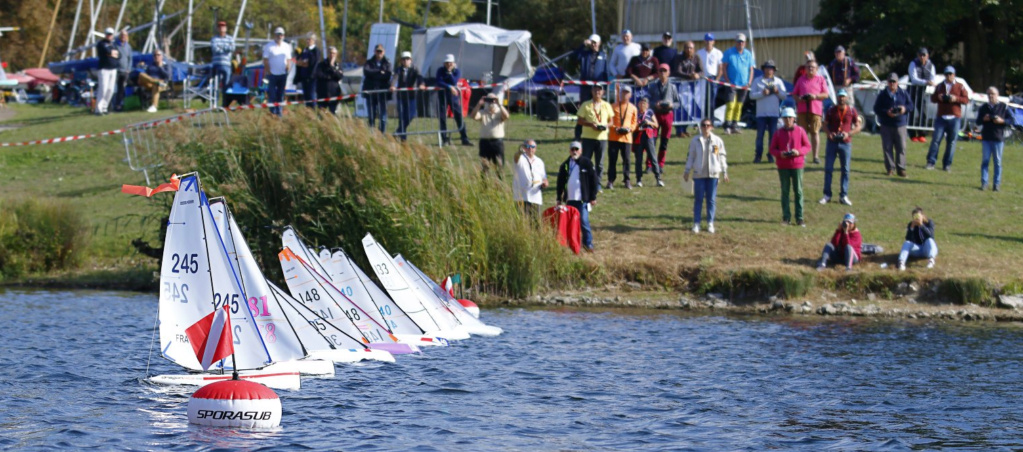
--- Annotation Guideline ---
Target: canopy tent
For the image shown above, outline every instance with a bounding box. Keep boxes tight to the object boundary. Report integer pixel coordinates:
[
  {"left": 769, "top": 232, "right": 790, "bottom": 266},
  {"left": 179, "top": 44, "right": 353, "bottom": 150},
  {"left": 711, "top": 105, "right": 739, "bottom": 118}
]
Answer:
[{"left": 412, "top": 23, "right": 531, "bottom": 83}]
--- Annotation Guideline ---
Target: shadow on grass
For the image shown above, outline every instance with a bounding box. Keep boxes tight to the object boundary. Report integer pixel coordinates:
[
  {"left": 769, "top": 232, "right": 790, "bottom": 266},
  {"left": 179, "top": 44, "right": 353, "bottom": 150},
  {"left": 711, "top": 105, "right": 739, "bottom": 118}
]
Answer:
[
  {"left": 782, "top": 257, "right": 820, "bottom": 268},
  {"left": 600, "top": 223, "right": 680, "bottom": 233},
  {"left": 57, "top": 183, "right": 123, "bottom": 198},
  {"left": 626, "top": 214, "right": 680, "bottom": 222},
  {"left": 718, "top": 193, "right": 776, "bottom": 202},
  {"left": 950, "top": 232, "right": 1023, "bottom": 244}
]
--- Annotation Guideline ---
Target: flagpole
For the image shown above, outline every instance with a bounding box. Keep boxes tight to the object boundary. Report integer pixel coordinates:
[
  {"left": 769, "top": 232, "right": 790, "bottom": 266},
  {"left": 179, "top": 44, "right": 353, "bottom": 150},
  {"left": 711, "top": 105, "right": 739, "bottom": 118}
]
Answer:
[{"left": 232, "top": 354, "right": 239, "bottom": 380}]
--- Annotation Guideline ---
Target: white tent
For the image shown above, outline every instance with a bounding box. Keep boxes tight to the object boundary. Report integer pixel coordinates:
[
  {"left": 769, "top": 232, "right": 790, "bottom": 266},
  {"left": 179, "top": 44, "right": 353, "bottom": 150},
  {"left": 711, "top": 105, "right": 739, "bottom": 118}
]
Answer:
[{"left": 411, "top": 23, "right": 531, "bottom": 82}]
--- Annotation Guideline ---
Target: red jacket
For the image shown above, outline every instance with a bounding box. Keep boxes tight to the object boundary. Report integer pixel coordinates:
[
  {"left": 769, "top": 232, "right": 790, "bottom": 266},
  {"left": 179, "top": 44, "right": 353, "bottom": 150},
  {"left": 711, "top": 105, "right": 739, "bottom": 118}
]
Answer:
[
  {"left": 830, "top": 228, "right": 862, "bottom": 260},
  {"left": 769, "top": 126, "right": 810, "bottom": 170},
  {"left": 930, "top": 82, "right": 969, "bottom": 118}
]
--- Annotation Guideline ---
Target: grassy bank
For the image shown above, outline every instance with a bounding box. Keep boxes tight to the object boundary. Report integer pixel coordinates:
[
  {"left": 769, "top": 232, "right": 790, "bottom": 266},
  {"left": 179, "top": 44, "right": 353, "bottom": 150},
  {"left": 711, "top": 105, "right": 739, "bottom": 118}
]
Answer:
[{"left": 2, "top": 101, "right": 1022, "bottom": 305}]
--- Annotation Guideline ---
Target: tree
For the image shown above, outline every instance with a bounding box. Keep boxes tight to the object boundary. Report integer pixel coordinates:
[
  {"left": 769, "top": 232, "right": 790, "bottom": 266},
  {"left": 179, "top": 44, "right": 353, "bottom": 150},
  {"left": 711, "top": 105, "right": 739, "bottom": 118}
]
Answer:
[{"left": 813, "top": 0, "right": 1023, "bottom": 92}]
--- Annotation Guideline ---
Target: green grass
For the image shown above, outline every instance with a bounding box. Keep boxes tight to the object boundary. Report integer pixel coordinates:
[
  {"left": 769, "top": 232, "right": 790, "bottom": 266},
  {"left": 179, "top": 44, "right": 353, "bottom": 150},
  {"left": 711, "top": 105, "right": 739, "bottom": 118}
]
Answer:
[{"left": 2, "top": 100, "right": 1022, "bottom": 300}]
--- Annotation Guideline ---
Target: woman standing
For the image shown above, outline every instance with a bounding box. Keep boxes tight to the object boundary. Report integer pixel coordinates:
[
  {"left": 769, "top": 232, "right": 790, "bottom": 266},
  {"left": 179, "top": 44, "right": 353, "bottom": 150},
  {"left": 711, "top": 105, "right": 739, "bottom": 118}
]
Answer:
[
  {"left": 817, "top": 213, "right": 862, "bottom": 271},
  {"left": 684, "top": 118, "right": 729, "bottom": 234},
  {"left": 633, "top": 97, "right": 662, "bottom": 187},
  {"left": 897, "top": 207, "right": 938, "bottom": 270},
  {"left": 513, "top": 139, "right": 548, "bottom": 219},
  {"left": 313, "top": 46, "right": 343, "bottom": 114}
]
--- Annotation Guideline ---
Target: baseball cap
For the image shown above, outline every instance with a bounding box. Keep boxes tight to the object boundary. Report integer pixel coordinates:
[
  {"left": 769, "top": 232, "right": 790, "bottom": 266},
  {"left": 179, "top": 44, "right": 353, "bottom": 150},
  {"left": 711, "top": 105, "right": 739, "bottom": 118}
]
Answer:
[
  {"left": 217, "top": 21, "right": 227, "bottom": 26},
  {"left": 570, "top": 141, "right": 582, "bottom": 150},
  {"left": 834, "top": 45, "right": 845, "bottom": 53},
  {"left": 944, "top": 66, "right": 956, "bottom": 74},
  {"left": 663, "top": 32, "right": 672, "bottom": 38},
  {"left": 589, "top": 34, "right": 601, "bottom": 43},
  {"left": 273, "top": 27, "right": 285, "bottom": 35},
  {"left": 620, "top": 85, "right": 632, "bottom": 93},
  {"left": 836, "top": 89, "right": 848, "bottom": 97},
  {"left": 887, "top": 72, "right": 899, "bottom": 82},
  {"left": 444, "top": 54, "right": 455, "bottom": 63},
  {"left": 658, "top": 63, "right": 670, "bottom": 72},
  {"left": 918, "top": 47, "right": 929, "bottom": 56},
  {"left": 400, "top": 51, "right": 412, "bottom": 59},
  {"left": 104, "top": 27, "right": 115, "bottom": 35},
  {"left": 622, "top": 29, "right": 632, "bottom": 36},
  {"left": 704, "top": 33, "right": 715, "bottom": 41},
  {"left": 736, "top": 33, "right": 746, "bottom": 42},
  {"left": 761, "top": 59, "right": 776, "bottom": 70},
  {"left": 843, "top": 213, "right": 856, "bottom": 223},
  {"left": 640, "top": 43, "right": 651, "bottom": 51},
  {"left": 781, "top": 107, "right": 796, "bottom": 118}
]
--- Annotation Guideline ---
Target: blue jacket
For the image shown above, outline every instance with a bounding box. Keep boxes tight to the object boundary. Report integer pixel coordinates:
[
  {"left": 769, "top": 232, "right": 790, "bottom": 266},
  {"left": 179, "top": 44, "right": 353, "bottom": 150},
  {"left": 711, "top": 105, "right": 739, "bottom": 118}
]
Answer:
[
  {"left": 872, "top": 87, "right": 914, "bottom": 128},
  {"left": 435, "top": 66, "right": 461, "bottom": 91},
  {"left": 573, "top": 46, "right": 610, "bottom": 82},
  {"left": 97, "top": 40, "right": 118, "bottom": 70}
]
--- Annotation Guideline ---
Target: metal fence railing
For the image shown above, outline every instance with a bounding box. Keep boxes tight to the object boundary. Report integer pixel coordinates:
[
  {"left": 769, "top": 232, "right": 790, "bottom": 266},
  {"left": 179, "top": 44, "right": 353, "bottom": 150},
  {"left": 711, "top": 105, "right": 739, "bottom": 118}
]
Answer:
[{"left": 123, "top": 107, "right": 230, "bottom": 185}]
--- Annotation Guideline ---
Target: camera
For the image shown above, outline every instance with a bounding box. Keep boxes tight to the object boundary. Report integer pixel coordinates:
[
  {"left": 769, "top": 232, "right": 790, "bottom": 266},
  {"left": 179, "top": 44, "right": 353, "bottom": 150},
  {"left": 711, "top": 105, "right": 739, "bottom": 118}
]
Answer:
[
  {"left": 801, "top": 94, "right": 813, "bottom": 101},
  {"left": 942, "top": 94, "right": 952, "bottom": 103},
  {"left": 595, "top": 124, "right": 607, "bottom": 131},
  {"left": 834, "top": 132, "right": 846, "bottom": 141},
  {"left": 485, "top": 97, "right": 496, "bottom": 103},
  {"left": 616, "top": 127, "right": 630, "bottom": 134}
]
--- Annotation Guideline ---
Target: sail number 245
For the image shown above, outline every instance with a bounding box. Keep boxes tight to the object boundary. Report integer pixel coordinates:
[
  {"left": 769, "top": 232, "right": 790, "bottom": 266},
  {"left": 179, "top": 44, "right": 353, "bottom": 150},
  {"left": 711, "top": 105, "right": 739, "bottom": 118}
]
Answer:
[{"left": 170, "top": 253, "right": 199, "bottom": 274}]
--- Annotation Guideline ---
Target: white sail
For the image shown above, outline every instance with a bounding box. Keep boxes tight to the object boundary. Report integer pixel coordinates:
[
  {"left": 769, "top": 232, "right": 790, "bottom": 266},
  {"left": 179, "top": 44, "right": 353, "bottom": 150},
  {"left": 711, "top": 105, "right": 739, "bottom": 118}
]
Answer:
[
  {"left": 397, "top": 256, "right": 503, "bottom": 336},
  {"left": 209, "top": 200, "right": 309, "bottom": 366},
  {"left": 361, "top": 234, "right": 469, "bottom": 340},
  {"left": 320, "top": 247, "right": 423, "bottom": 336},
  {"left": 157, "top": 174, "right": 272, "bottom": 371}
]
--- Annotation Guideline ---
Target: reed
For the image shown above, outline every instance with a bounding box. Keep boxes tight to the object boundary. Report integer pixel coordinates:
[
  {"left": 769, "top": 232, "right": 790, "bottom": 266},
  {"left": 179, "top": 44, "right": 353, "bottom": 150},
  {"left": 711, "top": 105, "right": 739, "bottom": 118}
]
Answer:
[
  {"left": 164, "top": 109, "right": 577, "bottom": 298},
  {"left": 0, "top": 198, "right": 89, "bottom": 278}
]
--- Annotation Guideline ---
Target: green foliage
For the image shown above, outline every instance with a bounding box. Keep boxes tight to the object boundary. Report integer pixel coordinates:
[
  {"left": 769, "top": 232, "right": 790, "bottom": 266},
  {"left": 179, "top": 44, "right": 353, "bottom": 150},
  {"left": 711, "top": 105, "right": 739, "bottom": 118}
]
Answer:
[
  {"left": 813, "top": 0, "right": 1023, "bottom": 90},
  {"left": 0, "top": 198, "right": 89, "bottom": 279},
  {"left": 163, "top": 109, "right": 577, "bottom": 298},
  {"left": 939, "top": 278, "right": 995, "bottom": 306},
  {"left": 695, "top": 268, "right": 814, "bottom": 300},
  {"left": 1001, "top": 279, "right": 1023, "bottom": 296}
]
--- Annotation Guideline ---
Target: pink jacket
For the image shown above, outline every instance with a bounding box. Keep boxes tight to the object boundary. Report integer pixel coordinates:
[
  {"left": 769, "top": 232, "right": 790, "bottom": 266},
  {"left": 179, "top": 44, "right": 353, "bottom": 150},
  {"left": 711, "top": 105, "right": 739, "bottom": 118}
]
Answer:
[
  {"left": 791, "top": 74, "right": 828, "bottom": 116},
  {"left": 769, "top": 125, "right": 810, "bottom": 170}
]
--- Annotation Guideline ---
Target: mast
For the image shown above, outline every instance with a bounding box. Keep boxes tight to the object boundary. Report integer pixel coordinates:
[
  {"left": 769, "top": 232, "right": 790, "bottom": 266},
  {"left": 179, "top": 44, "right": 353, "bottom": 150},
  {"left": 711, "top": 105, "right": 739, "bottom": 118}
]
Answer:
[
  {"left": 39, "top": 0, "right": 63, "bottom": 67},
  {"left": 66, "top": 0, "right": 84, "bottom": 61},
  {"left": 744, "top": 0, "right": 755, "bottom": 62}
]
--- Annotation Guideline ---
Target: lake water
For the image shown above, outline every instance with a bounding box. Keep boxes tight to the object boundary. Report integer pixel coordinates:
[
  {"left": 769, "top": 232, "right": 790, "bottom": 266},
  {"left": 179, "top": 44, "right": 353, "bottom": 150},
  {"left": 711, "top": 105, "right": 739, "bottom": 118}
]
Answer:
[{"left": 2, "top": 289, "right": 1023, "bottom": 450}]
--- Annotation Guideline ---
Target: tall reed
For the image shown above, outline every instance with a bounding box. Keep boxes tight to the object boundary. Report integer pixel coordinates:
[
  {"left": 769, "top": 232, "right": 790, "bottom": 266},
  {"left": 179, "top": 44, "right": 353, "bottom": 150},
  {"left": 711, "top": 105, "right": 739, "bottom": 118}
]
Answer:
[
  {"left": 0, "top": 198, "right": 89, "bottom": 278},
  {"left": 164, "top": 109, "right": 581, "bottom": 297}
]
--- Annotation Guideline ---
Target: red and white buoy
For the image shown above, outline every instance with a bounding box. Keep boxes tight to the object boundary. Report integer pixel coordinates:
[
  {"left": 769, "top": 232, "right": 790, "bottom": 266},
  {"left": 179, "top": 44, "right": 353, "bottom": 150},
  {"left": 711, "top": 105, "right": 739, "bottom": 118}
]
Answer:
[{"left": 187, "top": 379, "right": 282, "bottom": 429}]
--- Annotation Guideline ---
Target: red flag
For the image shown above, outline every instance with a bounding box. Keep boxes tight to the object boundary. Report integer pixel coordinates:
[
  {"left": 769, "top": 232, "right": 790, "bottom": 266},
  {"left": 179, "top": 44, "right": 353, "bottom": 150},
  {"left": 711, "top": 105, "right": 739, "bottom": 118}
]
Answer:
[
  {"left": 185, "top": 305, "right": 234, "bottom": 371},
  {"left": 442, "top": 277, "right": 455, "bottom": 298},
  {"left": 121, "top": 174, "right": 180, "bottom": 197}
]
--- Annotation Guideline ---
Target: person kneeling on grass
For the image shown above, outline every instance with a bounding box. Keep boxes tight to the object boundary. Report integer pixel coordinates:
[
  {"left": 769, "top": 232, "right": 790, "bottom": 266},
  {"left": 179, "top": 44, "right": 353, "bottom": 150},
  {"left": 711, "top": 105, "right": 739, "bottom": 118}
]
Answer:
[
  {"left": 897, "top": 207, "right": 937, "bottom": 271},
  {"left": 684, "top": 118, "right": 728, "bottom": 234},
  {"left": 817, "top": 213, "right": 862, "bottom": 271}
]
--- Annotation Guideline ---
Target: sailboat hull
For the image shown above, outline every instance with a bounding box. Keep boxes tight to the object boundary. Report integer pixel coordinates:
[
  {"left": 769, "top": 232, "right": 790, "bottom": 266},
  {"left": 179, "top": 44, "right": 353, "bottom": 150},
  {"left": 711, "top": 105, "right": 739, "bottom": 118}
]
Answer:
[
  {"left": 369, "top": 342, "right": 421, "bottom": 355},
  {"left": 149, "top": 371, "right": 301, "bottom": 391},
  {"left": 394, "top": 334, "right": 450, "bottom": 347},
  {"left": 306, "top": 348, "right": 396, "bottom": 364},
  {"left": 267, "top": 359, "right": 336, "bottom": 377}
]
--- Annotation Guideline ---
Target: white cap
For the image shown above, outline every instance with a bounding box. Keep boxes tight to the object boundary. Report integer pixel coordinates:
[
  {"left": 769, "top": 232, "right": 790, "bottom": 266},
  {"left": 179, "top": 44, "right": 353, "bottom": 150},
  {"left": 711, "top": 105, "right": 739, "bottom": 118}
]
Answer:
[
  {"left": 400, "top": 51, "right": 412, "bottom": 59},
  {"left": 443, "top": 54, "right": 455, "bottom": 63},
  {"left": 104, "top": 27, "right": 116, "bottom": 35},
  {"left": 273, "top": 27, "right": 285, "bottom": 35},
  {"left": 589, "top": 34, "right": 601, "bottom": 43},
  {"left": 736, "top": 33, "right": 747, "bottom": 42}
]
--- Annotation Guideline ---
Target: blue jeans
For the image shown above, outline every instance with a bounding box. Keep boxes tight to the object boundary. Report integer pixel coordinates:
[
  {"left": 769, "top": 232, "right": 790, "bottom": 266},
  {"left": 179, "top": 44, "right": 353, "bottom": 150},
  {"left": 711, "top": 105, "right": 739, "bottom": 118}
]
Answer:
[
  {"left": 693, "top": 177, "right": 719, "bottom": 224},
  {"left": 438, "top": 90, "right": 469, "bottom": 143},
  {"left": 567, "top": 200, "right": 593, "bottom": 250},
  {"left": 927, "top": 116, "right": 960, "bottom": 168},
  {"left": 981, "top": 140, "right": 1004, "bottom": 188},
  {"left": 823, "top": 140, "right": 851, "bottom": 198},
  {"left": 820, "top": 243, "right": 859, "bottom": 269},
  {"left": 267, "top": 74, "right": 287, "bottom": 116},
  {"left": 755, "top": 116, "right": 778, "bottom": 162},
  {"left": 368, "top": 93, "right": 388, "bottom": 133},
  {"left": 899, "top": 238, "right": 938, "bottom": 264},
  {"left": 213, "top": 64, "right": 231, "bottom": 92},
  {"left": 395, "top": 98, "right": 416, "bottom": 140}
]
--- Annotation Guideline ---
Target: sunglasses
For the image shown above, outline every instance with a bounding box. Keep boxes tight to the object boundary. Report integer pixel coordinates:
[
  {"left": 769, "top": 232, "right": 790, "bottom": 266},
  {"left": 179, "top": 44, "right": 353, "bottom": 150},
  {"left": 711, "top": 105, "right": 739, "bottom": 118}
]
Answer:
[
  {"left": 659, "top": 69, "right": 669, "bottom": 72},
  {"left": 524, "top": 144, "right": 536, "bottom": 149},
  {"left": 375, "top": 50, "right": 384, "bottom": 53},
  {"left": 700, "top": 124, "right": 712, "bottom": 128},
  {"left": 570, "top": 147, "right": 581, "bottom": 151}
]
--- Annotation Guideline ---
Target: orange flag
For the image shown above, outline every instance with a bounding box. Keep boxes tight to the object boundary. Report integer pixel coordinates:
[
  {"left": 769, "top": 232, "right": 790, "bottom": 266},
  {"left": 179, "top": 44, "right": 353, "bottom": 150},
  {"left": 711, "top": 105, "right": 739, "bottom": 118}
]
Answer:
[{"left": 122, "top": 174, "right": 180, "bottom": 197}]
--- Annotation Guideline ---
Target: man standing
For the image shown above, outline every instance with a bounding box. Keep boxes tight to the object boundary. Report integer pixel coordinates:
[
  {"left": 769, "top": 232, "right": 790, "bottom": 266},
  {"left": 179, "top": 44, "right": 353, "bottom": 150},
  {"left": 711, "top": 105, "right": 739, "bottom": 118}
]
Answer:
[
  {"left": 262, "top": 27, "right": 293, "bottom": 116},
  {"left": 470, "top": 92, "right": 509, "bottom": 169},
  {"left": 907, "top": 48, "right": 936, "bottom": 142},
  {"left": 769, "top": 108, "right": 810, "bottom": 226},
  {"left": 295, "top": 35, "right": 320, "bottom": 107},
  {"left": 872, "top": 72, "right": 914, "bottom": 177},
  {"left": 607, "top": 85, "right": 637, "bottom": 190},
  {"left": 556, "top": 141, "right": 599, "bottom": 252},
  {"left": 626, "top": 44, "right": 658, "bottom": 88},
  {"left": 210, "top": 21, "right": 235, "bottom": 96},
  {"left": 572, "top": 34, "right": 610, "bottom": 140},
  {"left": 95, "top": 28, "right": 119, "bottom": 115},
  {"left": 653, "top": 32, "right": 676, "bottom": 70},
  {"left": 364, "top": 44, "right": 392, "bottom": 133},
  {"left": 791, "top": 60, "right": 829, "bottom": 163},
  {"left": 820, "top": 90, "right": 862, "bottom": 206},
  {"left": 436, "top": 54, "right": 472, "bottom": 146},
  {"left": 669, "top": 41, "right": 702, "bottom": 137},
  {"left": 977, "top": 87, "right": 1014, "bottom": 191},
  {"left": 112, "top": 29, "right": 132, "bottom": 112},
  {"left": 609, "top": 30, "right": 641, "bottom": 79},
  {"left": 137, "top": 50, "right": 170, "bottom": 113},
  {"left": 827, "top": 46, "right": 860, "bottom": 93},
  {"left": 576, "top": 84, "right": 615, "bottom": 188},
  {"left": 684, "top": 118, "right": 729, "bottom": 234},
  {"left": 749, "top": 60, "right": 786, "bottom": 163},
  {"left": 926, "top": 66, "right": 968, "bottom": 171},
  {"left": 697, "top": 33, "right": 722, "bottom": 115},
  {"left": 390, "top": 51, "right": 425, "bottom": 141},
  {"left": 717, "top": 33, "right": 754, "bottom": 134},
  {"left": 648, "top": 64, "right": 678, "bottom": 173}
]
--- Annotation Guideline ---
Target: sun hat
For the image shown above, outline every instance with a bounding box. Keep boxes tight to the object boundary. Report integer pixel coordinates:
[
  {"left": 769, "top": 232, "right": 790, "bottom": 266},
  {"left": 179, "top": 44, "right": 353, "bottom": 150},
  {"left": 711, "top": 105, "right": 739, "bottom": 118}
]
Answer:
[
  {"left": 273, "top": 27, "right": 285, "bottom": 35},
  {"left": 443, "top": 54, "right": 455, "bottom": 63},
  {"left": 781, "top": 107, "right": 796, "bottom": 118}
]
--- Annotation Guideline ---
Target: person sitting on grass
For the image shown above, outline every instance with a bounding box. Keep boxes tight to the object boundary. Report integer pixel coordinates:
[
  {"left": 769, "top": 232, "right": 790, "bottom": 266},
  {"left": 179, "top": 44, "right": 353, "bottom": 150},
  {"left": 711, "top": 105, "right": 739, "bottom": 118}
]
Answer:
[
  {"left": 817, "top": 213, "right": 862, "bottom": 271},
  {"left": 897, "top": 207, "right": 937, "bottom": 271}
]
